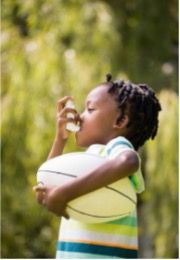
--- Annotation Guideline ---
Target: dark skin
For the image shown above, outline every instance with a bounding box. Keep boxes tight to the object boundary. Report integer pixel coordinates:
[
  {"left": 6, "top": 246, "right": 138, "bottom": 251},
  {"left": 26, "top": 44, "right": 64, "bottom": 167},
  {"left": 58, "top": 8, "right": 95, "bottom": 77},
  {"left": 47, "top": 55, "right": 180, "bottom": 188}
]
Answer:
[{"left": 33, "top": 85, "right": 139, "bottom": 217}]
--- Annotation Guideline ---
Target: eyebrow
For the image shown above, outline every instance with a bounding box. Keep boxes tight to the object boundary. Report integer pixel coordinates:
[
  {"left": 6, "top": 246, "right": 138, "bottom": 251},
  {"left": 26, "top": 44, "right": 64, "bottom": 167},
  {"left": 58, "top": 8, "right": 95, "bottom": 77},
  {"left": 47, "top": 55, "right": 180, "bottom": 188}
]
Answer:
[
  {"left": 86, "top": 100, "right": 94, "bottom": 106},
  {"left": 86, "top": 100, "right": 99, "bottom": 107}
]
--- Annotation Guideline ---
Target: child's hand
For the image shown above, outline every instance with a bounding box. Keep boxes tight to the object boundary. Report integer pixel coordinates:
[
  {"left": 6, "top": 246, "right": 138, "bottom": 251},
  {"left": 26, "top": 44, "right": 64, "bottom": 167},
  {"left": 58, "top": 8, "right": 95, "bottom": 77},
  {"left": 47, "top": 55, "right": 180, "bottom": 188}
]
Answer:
[
  {"left": 56, "top": 96, "right": 80, "bottom": 140},
  {"left": 48, "top": 96, "right": 81, "bottom": 160},
  {"left": 33, "top": 185, "right": 69, "bottom": 219}
]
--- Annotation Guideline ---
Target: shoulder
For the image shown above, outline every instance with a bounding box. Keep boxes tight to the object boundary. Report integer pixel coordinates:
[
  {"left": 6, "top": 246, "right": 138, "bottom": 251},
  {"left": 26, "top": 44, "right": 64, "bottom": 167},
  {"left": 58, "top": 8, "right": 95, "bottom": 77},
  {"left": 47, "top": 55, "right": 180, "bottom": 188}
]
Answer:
[
  {"left": 85, "top": 144, "right": 105, "bottom": 156},
  {"left": 85, "top": 137, "right": 135, "bottom": 159},
  {"left": 105, "top": 136, "right": 135, "bottom": 159},
  {"left": 106, "top": 137, "right": 145, "bottom": 193}
]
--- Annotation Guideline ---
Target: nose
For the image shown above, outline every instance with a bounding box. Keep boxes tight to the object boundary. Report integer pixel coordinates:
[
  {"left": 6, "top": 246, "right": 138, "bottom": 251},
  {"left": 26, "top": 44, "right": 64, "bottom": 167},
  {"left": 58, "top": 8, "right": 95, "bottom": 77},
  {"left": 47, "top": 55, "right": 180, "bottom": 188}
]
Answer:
[
  {"left": 79, "top": 110, "right": 85, "bottom": 119},
  {"left": 79, "top": 113, "right": 84, "bottom": 123}
]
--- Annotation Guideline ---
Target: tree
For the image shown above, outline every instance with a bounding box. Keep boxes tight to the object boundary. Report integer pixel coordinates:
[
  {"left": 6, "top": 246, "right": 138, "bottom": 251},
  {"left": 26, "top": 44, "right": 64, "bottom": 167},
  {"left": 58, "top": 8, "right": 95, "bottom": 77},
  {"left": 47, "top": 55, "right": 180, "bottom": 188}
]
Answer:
[{"left": 139, "top": 90, "right": 178, "bottom": 258}]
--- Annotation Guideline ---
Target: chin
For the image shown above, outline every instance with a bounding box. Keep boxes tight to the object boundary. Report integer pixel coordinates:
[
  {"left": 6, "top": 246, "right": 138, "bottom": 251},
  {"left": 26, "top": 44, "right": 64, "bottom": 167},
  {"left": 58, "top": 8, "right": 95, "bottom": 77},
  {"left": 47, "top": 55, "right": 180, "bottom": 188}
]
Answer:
[
  {"left": 75, "top": 132, "right": 92, "bottom": 148},
  {"left": 75, "top": 138, "right": 88, "bottom": 148}
]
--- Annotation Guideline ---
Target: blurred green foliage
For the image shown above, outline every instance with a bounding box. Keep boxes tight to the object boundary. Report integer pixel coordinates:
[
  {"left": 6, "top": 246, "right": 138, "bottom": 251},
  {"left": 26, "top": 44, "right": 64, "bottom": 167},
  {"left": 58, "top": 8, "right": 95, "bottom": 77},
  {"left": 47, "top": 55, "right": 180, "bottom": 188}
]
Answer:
[
  {"left": 1, "top": 0, "right": 178, "bottom": 258},
  {"left": 139, "top": 90, "right": 178, "bottom": 258}
]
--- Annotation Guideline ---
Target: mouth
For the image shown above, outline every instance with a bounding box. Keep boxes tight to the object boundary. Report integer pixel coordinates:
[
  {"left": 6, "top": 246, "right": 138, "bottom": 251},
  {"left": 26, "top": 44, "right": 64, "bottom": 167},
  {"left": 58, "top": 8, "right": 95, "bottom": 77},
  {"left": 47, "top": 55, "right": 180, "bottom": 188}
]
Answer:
[
  {"left": 75, "top": 124, "right": 83, "bottom": 139},
  {"left": 75, "top": 119, "right": 83, "bottom": 139},
  {"left": 77, "top": 120, "right": 83, "bottom": 131}
]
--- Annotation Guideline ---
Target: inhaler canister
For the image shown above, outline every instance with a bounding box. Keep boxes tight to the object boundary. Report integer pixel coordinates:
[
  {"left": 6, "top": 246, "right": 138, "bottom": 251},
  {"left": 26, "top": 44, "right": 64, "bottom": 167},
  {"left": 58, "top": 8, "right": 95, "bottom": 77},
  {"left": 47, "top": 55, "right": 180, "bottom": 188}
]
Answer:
[{"left": 65, "top": 100, "right": 80, "bottom": 132}]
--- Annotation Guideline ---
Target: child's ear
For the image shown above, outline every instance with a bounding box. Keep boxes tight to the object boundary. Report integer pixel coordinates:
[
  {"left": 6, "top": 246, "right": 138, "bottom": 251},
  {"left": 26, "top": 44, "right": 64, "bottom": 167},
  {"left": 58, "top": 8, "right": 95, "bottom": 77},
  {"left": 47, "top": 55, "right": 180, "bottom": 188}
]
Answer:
[{"left": 113, "top": 115, "right": 129, "bottom": 129}]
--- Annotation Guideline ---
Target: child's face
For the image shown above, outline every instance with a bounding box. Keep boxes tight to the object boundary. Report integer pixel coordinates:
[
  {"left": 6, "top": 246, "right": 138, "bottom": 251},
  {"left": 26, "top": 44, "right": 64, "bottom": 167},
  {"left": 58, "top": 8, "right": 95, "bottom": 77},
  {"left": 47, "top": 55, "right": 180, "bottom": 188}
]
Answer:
[{"left": 75, "top": 85, "right": 121, "bottom": 147}]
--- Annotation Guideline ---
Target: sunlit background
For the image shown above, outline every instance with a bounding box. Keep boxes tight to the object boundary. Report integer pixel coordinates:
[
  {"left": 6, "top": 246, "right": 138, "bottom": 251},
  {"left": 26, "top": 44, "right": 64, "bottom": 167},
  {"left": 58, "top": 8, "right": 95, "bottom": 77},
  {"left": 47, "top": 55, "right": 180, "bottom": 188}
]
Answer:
[{"left": 1, "top": 0, "right": 178, "bottom": 258}]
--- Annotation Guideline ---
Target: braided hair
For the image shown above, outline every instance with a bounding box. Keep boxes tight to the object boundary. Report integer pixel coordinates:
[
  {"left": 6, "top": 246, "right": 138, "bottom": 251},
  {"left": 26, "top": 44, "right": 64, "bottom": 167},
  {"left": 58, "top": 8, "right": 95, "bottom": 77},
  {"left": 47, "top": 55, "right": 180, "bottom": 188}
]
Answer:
[{"left": 105, "top": 73, "right": 161, "bottom": 150}]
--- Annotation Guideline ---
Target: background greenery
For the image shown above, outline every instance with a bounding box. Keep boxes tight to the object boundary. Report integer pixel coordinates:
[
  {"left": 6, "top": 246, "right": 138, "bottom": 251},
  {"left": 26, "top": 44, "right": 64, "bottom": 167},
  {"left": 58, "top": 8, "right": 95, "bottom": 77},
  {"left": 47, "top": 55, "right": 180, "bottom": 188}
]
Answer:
[{"left": 1, "top": 0, "right": 178, "bottom": 258}]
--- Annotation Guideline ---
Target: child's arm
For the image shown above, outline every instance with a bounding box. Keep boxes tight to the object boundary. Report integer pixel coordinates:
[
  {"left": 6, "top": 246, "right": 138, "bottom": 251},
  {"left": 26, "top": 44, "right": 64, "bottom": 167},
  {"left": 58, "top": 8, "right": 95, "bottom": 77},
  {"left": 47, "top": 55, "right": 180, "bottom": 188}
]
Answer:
[
  {"left": 60, "top": 150, "right": 139, "bottom": 201},
  {"left": 35, "top": 149, "right": 139, "bottom": 216},
  {"left": 34, "top": 96, "right": 79, "bottom": 216}
]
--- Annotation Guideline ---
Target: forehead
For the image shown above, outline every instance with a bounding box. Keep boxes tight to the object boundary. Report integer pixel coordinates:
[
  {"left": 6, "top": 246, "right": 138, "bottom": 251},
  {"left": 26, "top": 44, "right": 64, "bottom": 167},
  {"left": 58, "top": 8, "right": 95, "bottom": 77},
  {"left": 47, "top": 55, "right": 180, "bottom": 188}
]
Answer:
[{"left": 86, "top": 85, "right": 114, "bottom": 104}]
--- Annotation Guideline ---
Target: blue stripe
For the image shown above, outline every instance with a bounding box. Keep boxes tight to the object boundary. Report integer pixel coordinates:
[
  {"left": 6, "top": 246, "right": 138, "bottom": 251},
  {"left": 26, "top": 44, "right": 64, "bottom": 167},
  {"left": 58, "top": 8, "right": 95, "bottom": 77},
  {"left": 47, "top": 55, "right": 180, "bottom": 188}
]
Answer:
[
  {"left": 107, "top": 140, "right": 133, "bottom": 155},
  {"left": 57, "top": 242, "right": 138, "bottom": 259}
]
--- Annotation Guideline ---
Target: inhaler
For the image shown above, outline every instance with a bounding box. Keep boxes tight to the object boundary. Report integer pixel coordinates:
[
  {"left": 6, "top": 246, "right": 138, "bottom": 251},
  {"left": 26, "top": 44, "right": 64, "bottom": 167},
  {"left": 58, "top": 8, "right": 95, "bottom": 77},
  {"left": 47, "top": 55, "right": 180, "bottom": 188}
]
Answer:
[{"left": 65, "top": 100, "right": 80, "bottom": 132}]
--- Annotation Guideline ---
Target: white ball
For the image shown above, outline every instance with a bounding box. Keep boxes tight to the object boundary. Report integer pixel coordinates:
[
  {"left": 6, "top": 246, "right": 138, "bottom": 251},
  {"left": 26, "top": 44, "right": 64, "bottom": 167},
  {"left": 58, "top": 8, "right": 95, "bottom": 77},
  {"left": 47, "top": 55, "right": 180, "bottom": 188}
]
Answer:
[{"left": 37, "top": 152, "right": 137, "bottom": 223}]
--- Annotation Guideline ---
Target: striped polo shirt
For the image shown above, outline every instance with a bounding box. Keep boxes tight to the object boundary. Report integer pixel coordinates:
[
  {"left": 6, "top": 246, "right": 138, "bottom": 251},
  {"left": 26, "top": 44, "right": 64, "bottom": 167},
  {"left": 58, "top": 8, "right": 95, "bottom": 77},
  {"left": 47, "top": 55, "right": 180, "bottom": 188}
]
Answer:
[{"left": 56, "top": 136, "right": 145, "bottom": 259}]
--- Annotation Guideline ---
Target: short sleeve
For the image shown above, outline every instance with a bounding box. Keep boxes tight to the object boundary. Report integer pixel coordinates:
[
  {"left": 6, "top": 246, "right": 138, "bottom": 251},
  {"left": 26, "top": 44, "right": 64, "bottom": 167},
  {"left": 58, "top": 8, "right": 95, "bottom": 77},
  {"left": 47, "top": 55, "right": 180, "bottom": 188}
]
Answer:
[
  {"left": 105, "top": 137, "right": 145, "bottom": 194},
  {"left": 104, "top": 136, "right": 134, "bottom": 159},
  {"left": 86, "top": 144, "right": 106, "bottom": 156}
]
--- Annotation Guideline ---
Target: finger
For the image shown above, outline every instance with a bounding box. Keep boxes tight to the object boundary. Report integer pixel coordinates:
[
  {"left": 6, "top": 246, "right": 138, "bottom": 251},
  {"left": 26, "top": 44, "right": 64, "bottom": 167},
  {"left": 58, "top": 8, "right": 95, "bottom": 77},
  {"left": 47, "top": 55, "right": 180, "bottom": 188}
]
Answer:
[
  {"left": 33, "top": 185, "right": 41, "bottom": 192},
  {"left": 42, "top": 198, "right": 47, "bottom": 206},
  {"left": 33, "top": 186, "right": 37, "bottom": 192},
  {"left": 74, "top": 113, "right": 82, "bottom": 124},
  {"left": 33, "top": 182, "right": 45, "bottom": 191},
  {"left": 36, "top": 192, "right": 45, "bottom": 204},
  {"left": 57, "top": 96, "right": 73, "bottom": 112},
  {"left": 57, "top": 107, "right": 78, "bottom": 118},
  {"left": 34, "top": 185, "right": 47, "bottom": 192},
  {"left": 56, "top": 117, "right": 76, "bottom": 128}
]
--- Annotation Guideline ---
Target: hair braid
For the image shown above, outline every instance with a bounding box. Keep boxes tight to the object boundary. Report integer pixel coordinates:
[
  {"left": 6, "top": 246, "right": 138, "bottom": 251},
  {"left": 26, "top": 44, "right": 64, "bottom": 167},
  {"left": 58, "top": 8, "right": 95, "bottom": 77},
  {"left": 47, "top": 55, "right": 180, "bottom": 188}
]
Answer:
[{"left": 106, "top": 74, "right": 161, "bottom": 150}]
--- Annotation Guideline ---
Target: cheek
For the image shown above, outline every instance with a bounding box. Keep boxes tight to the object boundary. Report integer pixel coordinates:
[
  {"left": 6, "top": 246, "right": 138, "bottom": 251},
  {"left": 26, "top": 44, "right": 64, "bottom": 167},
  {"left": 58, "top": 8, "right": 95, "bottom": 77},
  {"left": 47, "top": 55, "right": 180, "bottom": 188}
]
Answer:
[
  {"left": 87, "top": 113, "right": 113, "bottom": 133},
  {"left": 99, "top": 113, "right": 115, "bottom": 129}
]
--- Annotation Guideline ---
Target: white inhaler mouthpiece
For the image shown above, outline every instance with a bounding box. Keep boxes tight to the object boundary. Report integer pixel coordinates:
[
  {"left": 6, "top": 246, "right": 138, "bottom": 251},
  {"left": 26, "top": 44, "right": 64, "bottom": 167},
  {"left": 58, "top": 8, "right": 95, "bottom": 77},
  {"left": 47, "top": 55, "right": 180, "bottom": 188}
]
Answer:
[{"left": 65, "top": 100, "right": 80, "bottom": 132}]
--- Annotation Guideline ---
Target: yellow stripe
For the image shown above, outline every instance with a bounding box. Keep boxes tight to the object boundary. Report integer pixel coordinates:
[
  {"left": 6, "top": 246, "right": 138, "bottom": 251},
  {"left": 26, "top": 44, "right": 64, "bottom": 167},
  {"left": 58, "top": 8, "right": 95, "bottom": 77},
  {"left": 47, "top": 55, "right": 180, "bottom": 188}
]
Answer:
[
  {"left": 61, "top": 238, "right": 138, "bottom": 250},
  {"left": 62, "top": 221, "right": 138, "bottom": 237}
]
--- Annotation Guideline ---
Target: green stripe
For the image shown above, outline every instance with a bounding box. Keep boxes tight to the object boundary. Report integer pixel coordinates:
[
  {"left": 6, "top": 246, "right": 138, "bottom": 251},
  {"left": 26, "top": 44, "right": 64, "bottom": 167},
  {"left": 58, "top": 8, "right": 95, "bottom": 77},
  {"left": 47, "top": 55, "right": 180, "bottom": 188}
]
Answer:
[
  {"left": 58, "top": 242, "right": 138, "bottom": 258},
  {"left": 107, "top": 140, "right": 133, "bottom": 155},
  {"left": 107, "top": 216, "right": 137, "bottom": 227},
  {"left": 64, "top": 221, "right": 138, "bottom": 237}
]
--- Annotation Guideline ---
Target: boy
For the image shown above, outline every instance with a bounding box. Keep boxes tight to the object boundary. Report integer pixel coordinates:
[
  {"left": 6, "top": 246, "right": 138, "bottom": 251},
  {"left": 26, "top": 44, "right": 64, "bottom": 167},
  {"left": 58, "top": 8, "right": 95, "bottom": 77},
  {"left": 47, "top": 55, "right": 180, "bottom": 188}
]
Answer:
[{"left": 34, "top": 74, "right": 161, "bottom": 258}]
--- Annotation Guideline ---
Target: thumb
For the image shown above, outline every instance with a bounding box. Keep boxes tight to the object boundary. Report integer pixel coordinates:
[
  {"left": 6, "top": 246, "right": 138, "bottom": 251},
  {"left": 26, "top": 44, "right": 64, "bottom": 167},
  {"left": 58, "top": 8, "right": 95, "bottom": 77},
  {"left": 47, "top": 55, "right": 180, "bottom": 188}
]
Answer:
[
  {"left": 62, "top": 210, "right": 70, "bottom": 220},
  {"left": 33, "top": 185, "right": 47, "bottom": 193}
]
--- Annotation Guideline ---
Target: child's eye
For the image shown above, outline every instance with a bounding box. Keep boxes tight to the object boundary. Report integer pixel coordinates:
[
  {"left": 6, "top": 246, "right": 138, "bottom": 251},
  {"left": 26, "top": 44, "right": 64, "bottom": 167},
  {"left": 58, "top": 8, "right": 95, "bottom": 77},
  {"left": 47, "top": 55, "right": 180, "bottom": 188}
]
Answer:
[{"left": 87, "top": 108, "right": 95, "bottom": 113}]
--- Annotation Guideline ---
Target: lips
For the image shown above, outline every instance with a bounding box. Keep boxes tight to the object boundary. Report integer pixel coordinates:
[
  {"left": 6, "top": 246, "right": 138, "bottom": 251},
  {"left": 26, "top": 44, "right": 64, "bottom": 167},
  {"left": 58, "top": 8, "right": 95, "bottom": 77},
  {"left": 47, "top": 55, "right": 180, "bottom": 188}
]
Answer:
[{"left": 77, "top": 121, "right": 83, "bottom": 131}]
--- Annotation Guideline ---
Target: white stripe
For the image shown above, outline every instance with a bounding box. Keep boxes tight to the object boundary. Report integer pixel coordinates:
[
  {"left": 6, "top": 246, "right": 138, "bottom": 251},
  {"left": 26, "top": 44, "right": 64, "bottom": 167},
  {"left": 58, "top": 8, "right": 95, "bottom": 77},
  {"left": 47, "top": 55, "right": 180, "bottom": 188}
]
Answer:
[
  {"left": 56, "top": 251, "right": 118, "bottom": 259},
  {"left": 59, "top": 228, "right": 138, "bottom": 247},
  {"left": 86, "top": 144, "right": 105, "bottom": 155},
  {"left": 107, "top": 147, "right": 133, "bottom": 159},
  {"left": 105, "top": 137, "right": 133, "bottom": 150}
]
